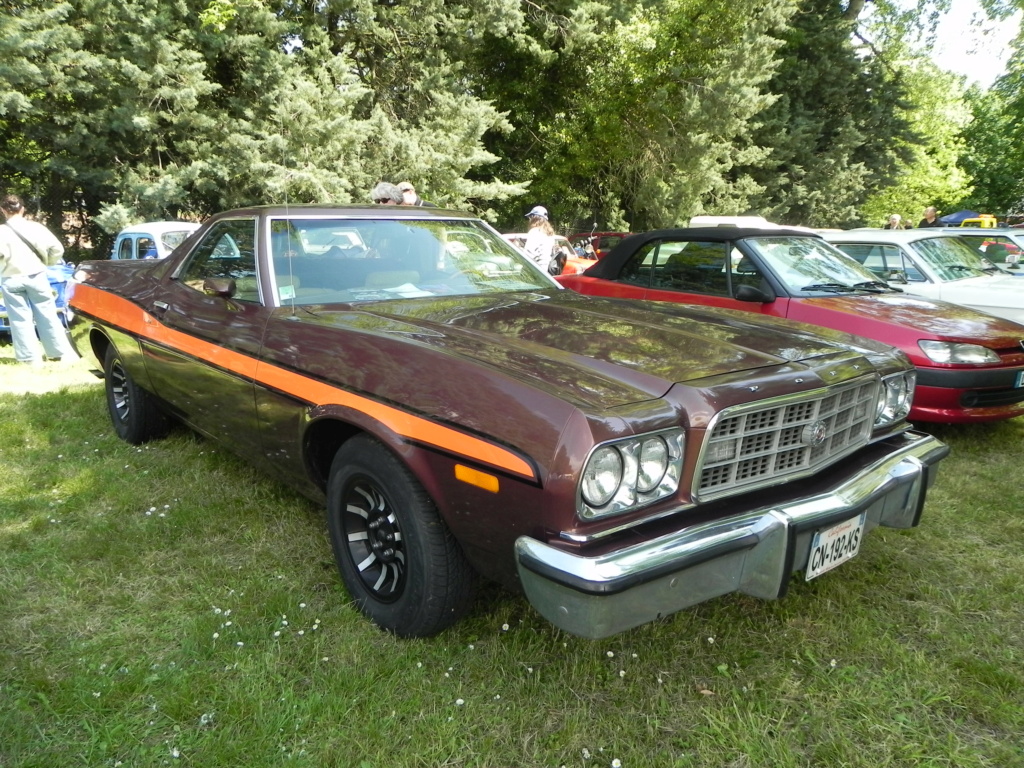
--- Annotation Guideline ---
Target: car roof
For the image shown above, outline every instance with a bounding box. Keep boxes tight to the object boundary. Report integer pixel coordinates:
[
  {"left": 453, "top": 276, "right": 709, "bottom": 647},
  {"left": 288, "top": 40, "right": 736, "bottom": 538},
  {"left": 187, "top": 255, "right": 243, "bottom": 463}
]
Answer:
[
  {"left": 208, "top": 204, "right": 478, "bottom": 221},
  {"left": 117, "top": 221, "right": 202, "bottom": 236},
  {"left": 586, "top": 227, "right": 824, "bottom": 279},
  {"left": 937, "top": 227, "right": 1024, "bottom": 236}
]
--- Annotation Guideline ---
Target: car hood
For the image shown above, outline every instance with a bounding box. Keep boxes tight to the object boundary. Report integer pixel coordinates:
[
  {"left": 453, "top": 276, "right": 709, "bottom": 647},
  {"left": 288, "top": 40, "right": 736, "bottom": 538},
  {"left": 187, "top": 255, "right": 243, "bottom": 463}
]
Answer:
[
  {"left": 796, "top": 294, "right": 1024, "bottom": 347},
  {"left": 934, "top": 274, "right": 1024, "bottom": 312},
  {"left": 311, "top": 291, "right": 890, "bottom": 409}
]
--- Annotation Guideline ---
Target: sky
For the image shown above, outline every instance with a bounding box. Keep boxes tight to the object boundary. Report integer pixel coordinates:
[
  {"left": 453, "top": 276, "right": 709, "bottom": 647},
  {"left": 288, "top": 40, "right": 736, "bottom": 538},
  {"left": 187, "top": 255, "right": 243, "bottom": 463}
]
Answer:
[{"left": 928, "top": 0, "right": 1021, "bottom": 86}]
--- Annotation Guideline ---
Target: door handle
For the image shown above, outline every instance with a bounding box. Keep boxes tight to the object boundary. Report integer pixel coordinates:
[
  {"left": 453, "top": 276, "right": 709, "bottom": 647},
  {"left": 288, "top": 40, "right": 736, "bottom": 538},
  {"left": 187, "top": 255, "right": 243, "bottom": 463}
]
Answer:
[{"left": 152, "top": 301, "right": 169, "bottom": 317}]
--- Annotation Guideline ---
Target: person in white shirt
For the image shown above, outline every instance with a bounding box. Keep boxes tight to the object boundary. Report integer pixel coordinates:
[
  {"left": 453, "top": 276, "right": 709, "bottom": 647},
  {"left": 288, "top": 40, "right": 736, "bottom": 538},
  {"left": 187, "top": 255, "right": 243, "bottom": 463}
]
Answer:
[
  {"left": 523, "top": 205, "right": 557, "bottom": 273},
  {"left": 0, "top": 194, "right": 77, "bottom": 365}
]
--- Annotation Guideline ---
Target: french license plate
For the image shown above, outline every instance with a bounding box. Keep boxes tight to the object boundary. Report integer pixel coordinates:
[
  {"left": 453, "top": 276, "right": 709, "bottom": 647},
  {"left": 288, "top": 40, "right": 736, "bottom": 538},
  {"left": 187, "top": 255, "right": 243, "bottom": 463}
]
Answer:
[
  {"left": 806, "top": 513, "right": 866, "bottom": 581},
  {"left": 1016, "top": 370, "right": 1024, "bottom": 388}
]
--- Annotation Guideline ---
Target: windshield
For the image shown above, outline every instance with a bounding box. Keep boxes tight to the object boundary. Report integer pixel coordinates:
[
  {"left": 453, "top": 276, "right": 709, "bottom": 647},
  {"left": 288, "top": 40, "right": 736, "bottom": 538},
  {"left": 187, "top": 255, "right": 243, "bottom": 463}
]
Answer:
[
  {"left": 268, "top": 218, "right": 556, "bottom": 305},
  {"left": 744, "top": 236, "right": 894, "bottom": 293},
  {"left": 161, "top": 230, "right": 196, "bottom": 251},
  {"left": 910, "top": 236, "right": 999, "bottom": 281}
]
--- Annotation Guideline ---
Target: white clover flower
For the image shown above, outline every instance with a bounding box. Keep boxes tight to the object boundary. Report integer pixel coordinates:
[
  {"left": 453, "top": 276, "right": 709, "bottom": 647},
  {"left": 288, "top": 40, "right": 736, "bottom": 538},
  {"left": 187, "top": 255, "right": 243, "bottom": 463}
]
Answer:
[
  {"left": 225, "top": 621, "right": 232, "bottom": 627},
  {"left": 830, "top": 659, "right": 837, "bottom": 668},
  {"left": 92, "top": 691, "right": 101, "bottom": 698},
  {"left": 273, "top": 631, "right": 281, "bottom": 638},
  {"left": 619, "top": 670, "right": 625, "bottom": 678},
  {"left": 297, "top": 630, "right": 304, "bottom": 636},
  {"left": 416, "top": 662, "right": 423, "bottom": 668},
  {"left": 707, "top": 637, "right": 715, "bottom": 644},
  {"left": 527, "top": 667, "right": 533, "bottom": 674},
  {"left": 455, "top": 698, "right": 465, "bottom": 706},
  {"left": 299, "top": 603, "right": 307, "bottom": 608},
  {"left": 494, "top": 694, "right": 501, "bottom": 700},
  {"left": 171, "top": 747, "right": 180, "bottom": 758},
  {"left": 612, "top": 760, "right": 622, "bottom": 768},
  {"left": 199, "top": 713, "right": 214, "bottom": 726},
  {"left": 223, "top": 610, "right": 231, "bottom": 617},
  {"left": 322, "top": 657, "right": 329, "bottom": 662},
  {"left": 582, "top": 748, "right": 592, "bottom": 759},
  {"left": 606, "top": 651, "right": 614, "bottom": 658},
  {"left": 212, "top": 632, "right": 219, "bottom": 639},
  {"left": 501, "top": 623, "right": 509, "bottom": 631},
  {"left": 236, "top": 642, "right": 244, "bottom": 647},
  {"left": 468, "top": 644, "right": 475, "bottom": 650}
]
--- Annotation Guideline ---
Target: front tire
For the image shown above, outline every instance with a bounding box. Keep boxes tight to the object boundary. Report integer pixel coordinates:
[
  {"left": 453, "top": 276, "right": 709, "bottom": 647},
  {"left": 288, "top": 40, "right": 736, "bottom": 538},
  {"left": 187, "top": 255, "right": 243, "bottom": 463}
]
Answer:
[
  {"left": 103, "top": 345, "right": 169, "bottom": 445},
  {"left": 326, "top": 435, "right": 477, "bottom": 637}
]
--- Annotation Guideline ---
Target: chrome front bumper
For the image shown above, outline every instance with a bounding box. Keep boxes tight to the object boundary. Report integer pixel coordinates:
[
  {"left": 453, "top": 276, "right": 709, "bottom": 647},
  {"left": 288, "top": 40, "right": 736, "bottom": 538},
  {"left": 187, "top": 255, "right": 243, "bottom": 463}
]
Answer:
[{"left": 515, "top": 431, "right": 948, "bottom": 639}]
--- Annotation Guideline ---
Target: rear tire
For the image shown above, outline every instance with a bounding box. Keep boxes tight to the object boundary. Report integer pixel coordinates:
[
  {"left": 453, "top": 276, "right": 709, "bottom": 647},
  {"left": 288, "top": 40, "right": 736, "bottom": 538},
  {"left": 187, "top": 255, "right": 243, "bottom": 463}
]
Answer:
[
  {"left": 103, "top": 345, "right": 169, "bottom": 445},
  {"left": 326, "top": 435, "right": 477, "bottom": 637}
]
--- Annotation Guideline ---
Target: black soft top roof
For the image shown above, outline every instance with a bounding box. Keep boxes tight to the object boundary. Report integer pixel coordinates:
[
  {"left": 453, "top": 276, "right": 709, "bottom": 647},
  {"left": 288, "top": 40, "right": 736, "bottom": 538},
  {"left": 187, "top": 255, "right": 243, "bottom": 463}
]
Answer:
[{"left": 586, "top": 227, "right": 822, "bottom": 279}]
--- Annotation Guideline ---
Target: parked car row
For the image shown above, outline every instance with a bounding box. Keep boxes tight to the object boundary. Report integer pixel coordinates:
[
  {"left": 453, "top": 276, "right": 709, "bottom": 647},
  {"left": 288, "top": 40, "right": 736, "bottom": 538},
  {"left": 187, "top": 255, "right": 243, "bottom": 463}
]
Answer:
[
  {"left": 68, "top": 206, "right": 951, "bottom": 641},
  {"left": 559, "top": 227, "right": 1024, "bottom": 423}
]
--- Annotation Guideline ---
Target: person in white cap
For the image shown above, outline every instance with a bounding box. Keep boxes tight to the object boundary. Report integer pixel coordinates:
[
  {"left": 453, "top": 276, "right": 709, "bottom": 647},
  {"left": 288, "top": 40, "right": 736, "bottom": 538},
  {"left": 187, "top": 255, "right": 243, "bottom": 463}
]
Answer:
[{"left": 523, "top": 205, "right": 557, "bottom": 273}]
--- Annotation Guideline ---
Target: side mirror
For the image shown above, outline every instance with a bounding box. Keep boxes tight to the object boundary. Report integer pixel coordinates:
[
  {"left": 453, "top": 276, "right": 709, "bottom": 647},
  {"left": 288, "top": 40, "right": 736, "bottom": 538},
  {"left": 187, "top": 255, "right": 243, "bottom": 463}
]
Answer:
[
  {"left": 887, "top": 271, "right": 908, "bottom": 284},
  {"left": 203, "top": 277, "right": 237, "bottom": 298},
  {"left": 735, "top": 284, "right": 775, "bottom": 303}
]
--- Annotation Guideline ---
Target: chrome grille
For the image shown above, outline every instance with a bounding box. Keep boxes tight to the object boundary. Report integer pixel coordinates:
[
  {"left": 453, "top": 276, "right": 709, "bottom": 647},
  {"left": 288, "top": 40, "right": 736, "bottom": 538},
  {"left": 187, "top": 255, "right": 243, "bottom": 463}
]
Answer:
[{"left": 697, "top": 378, "right": 878, "bottom": 499}]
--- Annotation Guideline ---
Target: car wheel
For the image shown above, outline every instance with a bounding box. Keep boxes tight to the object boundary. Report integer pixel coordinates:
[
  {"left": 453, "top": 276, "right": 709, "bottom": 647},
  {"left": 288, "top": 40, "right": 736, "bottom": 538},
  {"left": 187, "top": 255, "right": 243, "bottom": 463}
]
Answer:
[
  {"left": 326, "top": 435, "right": 477, "bottom": 637},
  {"left": 103, "top": 345, "right": 169, "bottom": 445}
]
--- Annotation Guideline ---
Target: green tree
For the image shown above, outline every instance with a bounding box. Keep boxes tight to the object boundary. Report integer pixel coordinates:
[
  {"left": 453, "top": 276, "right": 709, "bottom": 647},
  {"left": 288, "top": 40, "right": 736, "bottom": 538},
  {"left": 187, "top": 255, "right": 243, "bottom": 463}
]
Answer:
[{"left": 733, "top": 0, "right": 922, "bottom": 228}]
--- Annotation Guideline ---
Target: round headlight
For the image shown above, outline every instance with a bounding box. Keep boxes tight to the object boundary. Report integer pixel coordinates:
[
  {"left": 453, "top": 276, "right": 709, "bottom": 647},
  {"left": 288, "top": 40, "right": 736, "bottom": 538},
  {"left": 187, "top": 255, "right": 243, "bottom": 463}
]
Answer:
[
  {"left": 636, "top": 437, "right": 668, "bottom": 493},
  {"left": 581, "top": 446, "right": 623, "bottom": 508}
]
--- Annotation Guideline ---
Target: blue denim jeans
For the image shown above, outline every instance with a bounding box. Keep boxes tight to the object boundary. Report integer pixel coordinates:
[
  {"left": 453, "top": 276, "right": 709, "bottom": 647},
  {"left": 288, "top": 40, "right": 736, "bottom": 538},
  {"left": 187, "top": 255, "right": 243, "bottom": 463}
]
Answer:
[{"left": 1, "top": 271, "right": 73, "bottom": 363}]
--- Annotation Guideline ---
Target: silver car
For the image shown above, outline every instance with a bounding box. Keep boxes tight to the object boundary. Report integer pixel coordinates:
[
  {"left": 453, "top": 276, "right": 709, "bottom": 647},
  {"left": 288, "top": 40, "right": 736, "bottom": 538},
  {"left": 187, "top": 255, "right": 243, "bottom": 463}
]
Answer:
[{"left": 822, "top": 229, "right": 1024, "bottom": 324}]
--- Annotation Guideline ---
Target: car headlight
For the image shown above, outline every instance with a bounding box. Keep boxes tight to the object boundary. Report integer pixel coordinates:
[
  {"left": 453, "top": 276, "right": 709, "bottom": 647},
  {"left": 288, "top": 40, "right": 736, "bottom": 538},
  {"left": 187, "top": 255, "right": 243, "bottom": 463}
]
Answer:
[
  {"left": 918, "top": 340, "right": 1000, "bottom": 364},
  {"left": 579, "top": 429, "right": 684, "bottom": 519},
  {"left": 875, "top": 371, "right": 916, "bottom": 426}
]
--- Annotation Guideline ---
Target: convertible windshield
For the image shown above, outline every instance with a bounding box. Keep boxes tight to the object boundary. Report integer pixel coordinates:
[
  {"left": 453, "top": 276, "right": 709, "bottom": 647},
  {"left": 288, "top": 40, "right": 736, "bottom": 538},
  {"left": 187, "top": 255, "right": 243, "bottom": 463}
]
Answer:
[
  {"left": 267, "top": 217, "right": 554, "bottom": 305},
  {"left": 910, "top": 236, "right": 999, "bottom": 281},
  {"left": 744, "top": 236, "right": 896, "bottom": 294}
]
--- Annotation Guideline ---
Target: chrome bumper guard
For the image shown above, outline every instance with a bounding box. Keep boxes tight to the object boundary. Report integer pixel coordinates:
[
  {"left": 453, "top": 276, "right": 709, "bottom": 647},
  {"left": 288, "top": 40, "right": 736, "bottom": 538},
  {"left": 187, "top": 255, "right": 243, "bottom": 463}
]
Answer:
[{"left": 515, "top": 431, "right": 948, "bottom": 639}]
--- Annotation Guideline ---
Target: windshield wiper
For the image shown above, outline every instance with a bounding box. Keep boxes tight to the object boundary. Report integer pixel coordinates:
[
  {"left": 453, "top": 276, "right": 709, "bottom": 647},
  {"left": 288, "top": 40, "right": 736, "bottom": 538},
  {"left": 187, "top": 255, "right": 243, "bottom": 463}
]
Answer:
[
  {"left": 851, "top": 280, "right": 902, "bottom": 293},
  {"left": 799, "top": 282, "right": 855, "bottom": 293},
  {"left": 947, "top": 264, "right": 985, "bottom": 275}
]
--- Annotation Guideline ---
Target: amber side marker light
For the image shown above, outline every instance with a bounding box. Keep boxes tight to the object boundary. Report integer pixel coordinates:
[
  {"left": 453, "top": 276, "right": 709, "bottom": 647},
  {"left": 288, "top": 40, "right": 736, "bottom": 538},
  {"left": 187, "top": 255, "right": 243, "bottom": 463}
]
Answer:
[{"left": 455, "top": 464, "right": 500, "bottom": 493}]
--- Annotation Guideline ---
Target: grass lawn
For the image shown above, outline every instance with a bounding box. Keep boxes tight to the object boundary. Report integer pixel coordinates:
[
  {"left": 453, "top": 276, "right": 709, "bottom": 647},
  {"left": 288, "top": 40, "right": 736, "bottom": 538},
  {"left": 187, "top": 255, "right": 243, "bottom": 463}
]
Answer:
[{"left": 2, "top": 339, "right": 1022, "bottom": 767}]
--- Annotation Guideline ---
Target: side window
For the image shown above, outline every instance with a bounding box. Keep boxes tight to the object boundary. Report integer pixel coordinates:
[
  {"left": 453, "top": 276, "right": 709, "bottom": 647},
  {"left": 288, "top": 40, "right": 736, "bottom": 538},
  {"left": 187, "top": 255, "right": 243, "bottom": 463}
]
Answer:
[
  {"left": 138, "top": 237, "right": 158, "bottom": 259},
  {"left": 178, "top": 219, "right": 258, "bottom": 301},
  {"left": 651, "top": 240, "right": 729, "bottom": 296},
  {"left": 890, "top": 247, "right": 925, "bottom": 282},
  {"left": 117, "top": 238, "right": 134, "bottom": 260},
  {"left": 619, "top": 242, "right": 656, "bottom": 286}
]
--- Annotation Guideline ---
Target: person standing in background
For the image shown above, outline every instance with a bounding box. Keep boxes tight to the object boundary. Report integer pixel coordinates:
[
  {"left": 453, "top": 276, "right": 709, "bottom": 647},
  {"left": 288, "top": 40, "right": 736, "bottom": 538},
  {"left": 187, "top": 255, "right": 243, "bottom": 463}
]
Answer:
[
  {"left": 0, "top": 194, "right": 77, "bottom": 365},
  {"left": 397, "top": 181, "right": 436, "bottom": 207},
  {"left": 917, "top": 207, "right": 942, "bottom": 228},
  {"left": 523, "top": 205, "right": 557, "bottom": 273},
  {"left": 884, "top": 214, "right": 906, "bottom": 230}
]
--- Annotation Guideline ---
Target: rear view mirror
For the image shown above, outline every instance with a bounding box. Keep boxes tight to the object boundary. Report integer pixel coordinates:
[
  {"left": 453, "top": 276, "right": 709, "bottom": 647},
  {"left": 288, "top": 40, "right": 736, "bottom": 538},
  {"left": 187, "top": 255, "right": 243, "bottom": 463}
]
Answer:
[
  {"left": 203, "top": 277, "right": 237, "bottom": 298},
  {"left": 887, "top": 271, "right": 908, "bottom": 284},
  {"left": 735, "top": 284, "right": 775, "bottom": 303}
]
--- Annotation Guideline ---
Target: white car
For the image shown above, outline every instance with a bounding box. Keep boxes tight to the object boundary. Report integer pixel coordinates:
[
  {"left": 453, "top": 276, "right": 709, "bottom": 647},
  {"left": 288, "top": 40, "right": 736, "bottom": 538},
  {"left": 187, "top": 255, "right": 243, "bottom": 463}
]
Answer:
[
  {"left": 938, "top": 227, "right": 1024, "bottom": 271},
  {"left": 822, "top": 229, "right": 1024, "bottom": 324},
  {"left": 111, "top": 221, "right": 201, "bottom": 260}
]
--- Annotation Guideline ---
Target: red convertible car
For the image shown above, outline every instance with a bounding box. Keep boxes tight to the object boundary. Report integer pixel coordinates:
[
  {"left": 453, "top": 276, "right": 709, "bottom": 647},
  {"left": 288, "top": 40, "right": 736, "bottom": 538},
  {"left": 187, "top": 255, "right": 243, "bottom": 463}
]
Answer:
[
  {"left": 69, "top": 208, "right": 946, "bottom": 638},
  {"left": 558, "top": 228, "right": 1024, "bottom": 423}
]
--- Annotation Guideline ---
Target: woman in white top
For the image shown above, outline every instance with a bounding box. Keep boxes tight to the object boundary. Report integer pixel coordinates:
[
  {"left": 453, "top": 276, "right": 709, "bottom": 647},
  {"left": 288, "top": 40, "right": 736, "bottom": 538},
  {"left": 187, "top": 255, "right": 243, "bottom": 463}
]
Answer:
[
  {"left": 0, "top": 194, "right": 76, "bottom": 364},
  {"left": 523, "top": 205, "right": 557, "bottom": 273}
]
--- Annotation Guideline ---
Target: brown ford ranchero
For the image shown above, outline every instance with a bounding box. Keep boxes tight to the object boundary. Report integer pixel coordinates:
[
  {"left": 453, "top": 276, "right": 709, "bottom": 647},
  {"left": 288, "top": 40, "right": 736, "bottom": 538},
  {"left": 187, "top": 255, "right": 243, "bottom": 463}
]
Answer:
[{"left": 69, "top": 206, "right": 948, "bottom": 639}]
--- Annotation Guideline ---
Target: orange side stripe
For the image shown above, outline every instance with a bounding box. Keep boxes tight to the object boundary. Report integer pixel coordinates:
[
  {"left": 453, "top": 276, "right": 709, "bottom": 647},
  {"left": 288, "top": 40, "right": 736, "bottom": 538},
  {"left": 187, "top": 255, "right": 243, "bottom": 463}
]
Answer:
[{"left": 73, "top": 284, "right": 536, "bottom": 480}]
